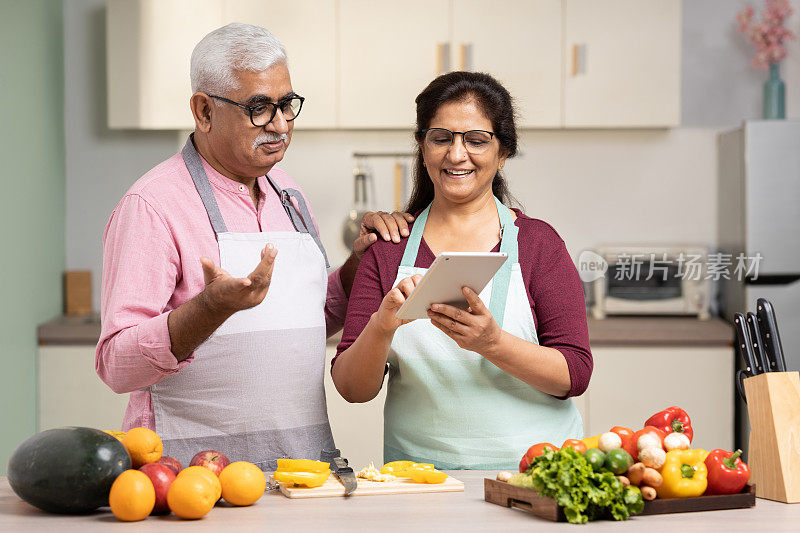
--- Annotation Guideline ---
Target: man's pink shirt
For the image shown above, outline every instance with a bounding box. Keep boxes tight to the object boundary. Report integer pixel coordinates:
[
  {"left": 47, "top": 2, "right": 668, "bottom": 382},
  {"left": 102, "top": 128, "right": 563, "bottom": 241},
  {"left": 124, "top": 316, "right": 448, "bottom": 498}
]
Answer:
[{"left": 96, "top": 151, "right": 347, "bottom": 431}]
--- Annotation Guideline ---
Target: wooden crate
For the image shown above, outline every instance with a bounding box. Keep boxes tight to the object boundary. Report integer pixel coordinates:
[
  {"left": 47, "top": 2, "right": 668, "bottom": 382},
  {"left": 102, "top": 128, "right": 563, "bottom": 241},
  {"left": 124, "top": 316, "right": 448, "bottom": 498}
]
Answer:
[{"left": 484, "top": 478, "right": 755, "bottom": 521}]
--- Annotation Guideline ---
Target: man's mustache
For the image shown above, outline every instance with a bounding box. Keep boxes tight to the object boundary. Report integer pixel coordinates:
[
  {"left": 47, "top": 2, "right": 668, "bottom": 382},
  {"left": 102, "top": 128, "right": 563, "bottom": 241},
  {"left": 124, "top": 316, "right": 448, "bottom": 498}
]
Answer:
[{"left": 252, "top": 133, "right": 288, "bottom": 149}]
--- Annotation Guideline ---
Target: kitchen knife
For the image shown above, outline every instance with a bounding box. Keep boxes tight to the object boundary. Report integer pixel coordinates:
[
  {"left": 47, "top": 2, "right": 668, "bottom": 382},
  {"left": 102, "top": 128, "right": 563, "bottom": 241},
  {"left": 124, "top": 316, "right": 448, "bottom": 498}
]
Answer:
[
  {"left": 746, "top": 312, "right": 770, "bottom": 373},
  {"left": 734, "top": 313, "right": 759, "bottom": 374},
  {"left": 757, "top": 298, "right": 788, "bottom": 372},
  {"left": 321, "top": 449, "right": 357, "bottom": 496}
]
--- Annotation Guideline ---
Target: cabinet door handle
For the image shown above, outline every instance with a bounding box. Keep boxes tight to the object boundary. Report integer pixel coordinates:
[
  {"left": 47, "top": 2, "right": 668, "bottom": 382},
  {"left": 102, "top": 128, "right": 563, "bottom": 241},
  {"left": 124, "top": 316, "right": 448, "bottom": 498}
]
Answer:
[
  {"left": 572, "top": 43, "right": 587, "bottom": 76},
  {"left": 437, "top": 42, "right": 451, "bottom": 75},
  {"left": 459, "top": 43, "right": 473, "bottom": 71}
]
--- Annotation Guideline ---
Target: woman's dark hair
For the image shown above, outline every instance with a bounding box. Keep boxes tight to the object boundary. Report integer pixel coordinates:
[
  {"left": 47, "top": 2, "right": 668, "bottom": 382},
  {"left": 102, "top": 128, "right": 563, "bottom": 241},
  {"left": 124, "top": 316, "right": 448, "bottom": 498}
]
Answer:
[{"left": 405, "top": 71, "right": 521, "bottom": 214}]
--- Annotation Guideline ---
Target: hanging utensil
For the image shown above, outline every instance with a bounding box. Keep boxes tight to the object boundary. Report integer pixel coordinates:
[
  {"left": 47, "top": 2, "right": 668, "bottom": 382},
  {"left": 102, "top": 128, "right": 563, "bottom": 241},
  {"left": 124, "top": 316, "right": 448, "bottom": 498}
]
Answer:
[{"left": 341, "top": 164, "right": 371, "bottom": 250}]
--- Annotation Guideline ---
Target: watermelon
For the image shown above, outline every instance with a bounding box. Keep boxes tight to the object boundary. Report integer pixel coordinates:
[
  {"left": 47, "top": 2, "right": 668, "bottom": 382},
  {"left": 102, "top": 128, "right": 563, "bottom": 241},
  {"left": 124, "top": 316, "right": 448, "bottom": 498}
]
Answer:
[{"left": 7, "top": 426, "right": 131, "bottom": 513}]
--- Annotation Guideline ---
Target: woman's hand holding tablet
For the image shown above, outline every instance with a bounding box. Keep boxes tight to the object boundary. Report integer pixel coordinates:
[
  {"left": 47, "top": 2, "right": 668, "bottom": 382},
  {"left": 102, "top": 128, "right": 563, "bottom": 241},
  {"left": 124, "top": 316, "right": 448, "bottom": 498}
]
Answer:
[{"left": 395, "top": 252, "right": 508, "bottom": 320}]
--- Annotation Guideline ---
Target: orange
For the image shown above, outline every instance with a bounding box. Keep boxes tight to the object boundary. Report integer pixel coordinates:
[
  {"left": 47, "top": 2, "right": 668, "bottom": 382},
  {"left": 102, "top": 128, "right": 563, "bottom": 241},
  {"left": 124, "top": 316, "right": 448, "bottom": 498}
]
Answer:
[
  {"left": 167, "top": 472, "right": 217, "bottom": 519},
  {"left": 121, "top": 427, "right": 163, "bottom": 468},
  {"left": 179, "top": 465, "right": 222, "bottom": 501},
  {"left": 109, "top": 469, "right": 155, "bottom": 521},
  {"left": 219, "top": 462, "right": 266, "bottom": 506}
]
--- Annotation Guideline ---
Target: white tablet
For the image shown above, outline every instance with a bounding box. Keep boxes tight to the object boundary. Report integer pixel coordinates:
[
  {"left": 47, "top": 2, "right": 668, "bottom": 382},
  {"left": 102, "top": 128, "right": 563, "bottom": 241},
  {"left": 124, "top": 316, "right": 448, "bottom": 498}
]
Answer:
[{"left": 395, "top": 252, "right": 508, "bottom": 320}]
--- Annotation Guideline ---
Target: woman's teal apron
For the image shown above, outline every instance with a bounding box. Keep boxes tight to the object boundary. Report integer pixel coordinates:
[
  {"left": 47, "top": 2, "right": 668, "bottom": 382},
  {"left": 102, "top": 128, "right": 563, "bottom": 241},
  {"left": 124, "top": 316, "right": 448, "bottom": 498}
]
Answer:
[{"left": 383, "top": 197, "right": 583, "bottom": 469}]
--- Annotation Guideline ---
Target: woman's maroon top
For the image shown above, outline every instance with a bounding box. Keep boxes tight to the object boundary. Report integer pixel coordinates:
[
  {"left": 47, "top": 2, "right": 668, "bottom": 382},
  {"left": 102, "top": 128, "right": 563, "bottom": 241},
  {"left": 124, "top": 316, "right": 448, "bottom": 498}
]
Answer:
[{"left": 334, "top": 208, "right": 593, "bottom": 398}]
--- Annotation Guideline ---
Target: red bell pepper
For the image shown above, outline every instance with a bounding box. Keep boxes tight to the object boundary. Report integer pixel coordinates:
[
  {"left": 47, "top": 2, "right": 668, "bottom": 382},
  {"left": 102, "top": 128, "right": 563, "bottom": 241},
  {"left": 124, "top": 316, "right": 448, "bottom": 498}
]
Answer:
[
  {"left": 644, "top": 407, "right": 693, "bottom": 443},
  {"left": 704, "top": 449, "right": 750, "bottom": 495}
]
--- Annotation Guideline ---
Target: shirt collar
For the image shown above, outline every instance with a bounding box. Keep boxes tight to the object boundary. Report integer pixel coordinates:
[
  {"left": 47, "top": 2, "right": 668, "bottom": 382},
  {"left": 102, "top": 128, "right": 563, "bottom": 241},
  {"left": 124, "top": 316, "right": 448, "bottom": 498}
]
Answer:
[{"left": 198, "top": 153, "right": 268, "bottom": 199}]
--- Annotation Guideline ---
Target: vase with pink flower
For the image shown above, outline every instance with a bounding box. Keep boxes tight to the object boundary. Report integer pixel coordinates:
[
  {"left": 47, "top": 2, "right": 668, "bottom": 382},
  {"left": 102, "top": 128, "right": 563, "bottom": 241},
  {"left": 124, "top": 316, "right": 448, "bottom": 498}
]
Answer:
[{"left": 736, "top": 0, "right": 795, "bottom": 119}]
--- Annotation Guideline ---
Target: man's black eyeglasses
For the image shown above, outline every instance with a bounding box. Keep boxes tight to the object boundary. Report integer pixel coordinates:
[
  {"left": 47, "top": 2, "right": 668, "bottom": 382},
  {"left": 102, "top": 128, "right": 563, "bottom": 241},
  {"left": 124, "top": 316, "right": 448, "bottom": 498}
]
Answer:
[{"left": 207, "top": 94, "right": 305, "bottom": 127}]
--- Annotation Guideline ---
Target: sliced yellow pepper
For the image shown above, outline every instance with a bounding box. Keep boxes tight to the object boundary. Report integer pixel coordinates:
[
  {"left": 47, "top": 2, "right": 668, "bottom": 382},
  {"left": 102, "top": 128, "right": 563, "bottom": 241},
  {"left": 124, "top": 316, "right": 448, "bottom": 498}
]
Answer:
[
  {"left": 407, "top": 468, "right": 447, "bottom": 484},
  {"left": 656, "top": 449, "right": 709, "bottom": 499},
  {"left": 272, "top": 469, "right": 331, "bottom": 488},
  {"left": 275, "top": 459, "right": 330, "bottom": 473},
  {"left": 382, "top": 462, "right": 435, "bottom": 478},
  {"left": 580, "top": 434, "right": 600, "bottom": 450},
  {"left": 380, "top": 460, "right": 415, "bottom": 475}
]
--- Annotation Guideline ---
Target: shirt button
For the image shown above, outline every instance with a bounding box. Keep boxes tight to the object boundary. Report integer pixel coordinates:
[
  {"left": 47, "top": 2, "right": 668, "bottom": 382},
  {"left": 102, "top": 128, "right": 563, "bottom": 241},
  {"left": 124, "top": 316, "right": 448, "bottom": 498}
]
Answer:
[{"left": 238, "top": 185, "right": 246, "bottom": 192}]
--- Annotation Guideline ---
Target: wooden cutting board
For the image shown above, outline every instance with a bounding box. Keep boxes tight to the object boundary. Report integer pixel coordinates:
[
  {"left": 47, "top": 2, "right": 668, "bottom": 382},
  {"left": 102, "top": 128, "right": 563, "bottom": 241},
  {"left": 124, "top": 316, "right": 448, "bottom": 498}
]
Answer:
[{"left": 273, "top": 474, "right": 464, "bottom": 498}]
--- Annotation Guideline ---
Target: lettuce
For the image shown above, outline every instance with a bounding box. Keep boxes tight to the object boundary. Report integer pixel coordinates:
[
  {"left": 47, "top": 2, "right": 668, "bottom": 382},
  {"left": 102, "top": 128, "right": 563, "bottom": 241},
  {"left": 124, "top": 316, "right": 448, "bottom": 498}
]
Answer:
[{"left": 514, "top": 447, "right": 643, "bottom": 524}]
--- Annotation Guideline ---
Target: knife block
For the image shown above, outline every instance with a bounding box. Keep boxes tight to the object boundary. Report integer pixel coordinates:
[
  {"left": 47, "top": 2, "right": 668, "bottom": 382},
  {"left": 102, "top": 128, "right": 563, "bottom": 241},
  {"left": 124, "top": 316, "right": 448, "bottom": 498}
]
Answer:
[{"left": 743, "top": 371, "right": 800, "bottom": 503}]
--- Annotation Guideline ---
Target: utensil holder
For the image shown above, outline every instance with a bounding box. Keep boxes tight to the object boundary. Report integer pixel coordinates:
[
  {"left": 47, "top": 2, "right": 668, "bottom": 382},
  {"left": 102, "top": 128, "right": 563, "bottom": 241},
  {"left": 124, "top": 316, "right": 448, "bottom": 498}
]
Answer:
[{"left": 743, "top": 371, "right": 800, "bottom": 503}]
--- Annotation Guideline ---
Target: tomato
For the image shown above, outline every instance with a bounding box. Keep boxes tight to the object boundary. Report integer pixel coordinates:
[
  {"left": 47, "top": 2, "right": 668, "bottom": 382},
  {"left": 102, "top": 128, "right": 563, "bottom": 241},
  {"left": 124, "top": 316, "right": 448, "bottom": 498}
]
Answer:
[
  {"left": 610, "top": 426, "right": 637, "bottom": 459},
  {"left": 518, "top": 442, "right": 557, "bottom": 473},
  {"left": 560, "top": 439, "right": 588, "bottom": 454},
  {"left": 633, "top": 426, "right": 666, "bottom": 454}
]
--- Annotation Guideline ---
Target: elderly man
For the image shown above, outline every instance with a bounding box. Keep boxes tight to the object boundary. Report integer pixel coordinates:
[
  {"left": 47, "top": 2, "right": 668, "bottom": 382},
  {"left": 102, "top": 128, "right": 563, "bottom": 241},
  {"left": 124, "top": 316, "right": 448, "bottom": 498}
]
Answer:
[{"left": 96, "top": 23, "right": 411, "bottom": 470}]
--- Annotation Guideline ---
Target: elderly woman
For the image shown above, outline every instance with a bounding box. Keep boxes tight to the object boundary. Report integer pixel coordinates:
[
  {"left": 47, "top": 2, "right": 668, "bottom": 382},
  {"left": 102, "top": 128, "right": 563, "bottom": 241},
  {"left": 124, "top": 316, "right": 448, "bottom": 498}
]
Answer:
[{"left": 331, "top": 72, "right": 593, "bottom": 469}]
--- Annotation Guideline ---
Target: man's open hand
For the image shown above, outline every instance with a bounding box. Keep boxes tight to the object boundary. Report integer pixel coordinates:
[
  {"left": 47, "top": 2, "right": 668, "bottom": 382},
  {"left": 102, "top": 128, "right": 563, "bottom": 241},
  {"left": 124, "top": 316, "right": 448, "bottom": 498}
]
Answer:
[{"left": 199, "top": 243, "right": 278, "bottom": 316}]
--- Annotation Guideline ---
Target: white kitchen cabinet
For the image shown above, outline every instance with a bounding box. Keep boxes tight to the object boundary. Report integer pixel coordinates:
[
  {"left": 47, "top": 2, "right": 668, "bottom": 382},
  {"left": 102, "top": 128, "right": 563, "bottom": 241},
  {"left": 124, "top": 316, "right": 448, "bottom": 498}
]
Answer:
[
  {"left": 108, "top": 0, "right": 337, "bottom": 129},
  {"left": 563, "top": 0, "right": 681, "bottom": 127},
  {"left": 38, "top": 346, "right": 129, "bottom": 431},
  {"left": 583, "top": 346, "right": 734, "bottom": 452},
  {"left": 108, "top": 0, "right": 681, "bottom": 130},
  {"left": 337, "top": 0, "right": 450, "bottom": 129},
  {"left": 452, "top": 0, "right": 562, "bottom": 128},
  {"left": 224, "top": 0, "right": 338, "bottom": 128},
  {"left": 107, "top": 0, "right": 224, "bottom": 129}
]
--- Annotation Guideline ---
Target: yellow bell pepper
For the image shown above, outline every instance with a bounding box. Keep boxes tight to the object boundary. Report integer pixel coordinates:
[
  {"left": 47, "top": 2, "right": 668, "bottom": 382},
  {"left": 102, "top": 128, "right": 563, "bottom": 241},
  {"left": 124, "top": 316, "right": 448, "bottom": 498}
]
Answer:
[
  {"left": 580, "top": 434, "right": 601, "bottom": 450},
  {"left": 407, "top": 468, "right": 447, "bottom": 484},
  {"left": 656, "top": 449, "right": 709, "bottom": 499},
  {"left": 381, "top": 461, "right": 435, "bottom": 477},
  {"left": 275, "top": 459, "right": 330, "bottom": 473},
  {"left": 380, "top": 460, "right": 415, "bottom": 475},
  {"left": 272, "top": 469, "right": 331, "bottom": 488}
]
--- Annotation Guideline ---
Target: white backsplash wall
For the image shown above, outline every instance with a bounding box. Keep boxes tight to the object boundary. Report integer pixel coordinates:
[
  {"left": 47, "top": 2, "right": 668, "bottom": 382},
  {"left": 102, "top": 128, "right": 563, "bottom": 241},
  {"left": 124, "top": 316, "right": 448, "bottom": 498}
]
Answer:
[{"left": 280, "top": 128, "right": 719, "bottom": 270}]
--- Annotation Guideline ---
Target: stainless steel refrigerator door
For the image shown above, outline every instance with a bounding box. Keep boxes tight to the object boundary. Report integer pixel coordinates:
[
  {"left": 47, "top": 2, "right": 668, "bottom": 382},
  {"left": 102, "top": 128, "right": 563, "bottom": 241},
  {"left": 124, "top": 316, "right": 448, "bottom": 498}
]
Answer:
[
  {"left": 745, "top": 121, "right": 800, "bottom": 274},
  {"left": 748, "top": 282, "right": 800, "bottom": 372}
]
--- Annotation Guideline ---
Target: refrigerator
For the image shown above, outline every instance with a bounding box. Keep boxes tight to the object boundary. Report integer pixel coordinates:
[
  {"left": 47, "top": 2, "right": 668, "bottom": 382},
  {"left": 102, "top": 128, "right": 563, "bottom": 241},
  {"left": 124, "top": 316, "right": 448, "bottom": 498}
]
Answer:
[{"left": 718, "top": 120, "right": 800, "bottom": 455}]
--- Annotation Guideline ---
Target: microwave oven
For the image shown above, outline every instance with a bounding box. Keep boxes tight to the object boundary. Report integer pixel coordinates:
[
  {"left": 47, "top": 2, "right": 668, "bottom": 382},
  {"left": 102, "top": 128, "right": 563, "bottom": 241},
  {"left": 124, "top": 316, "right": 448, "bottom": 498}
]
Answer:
[{"left": 590, "top": 246, "right": 711, "bottom": 320}]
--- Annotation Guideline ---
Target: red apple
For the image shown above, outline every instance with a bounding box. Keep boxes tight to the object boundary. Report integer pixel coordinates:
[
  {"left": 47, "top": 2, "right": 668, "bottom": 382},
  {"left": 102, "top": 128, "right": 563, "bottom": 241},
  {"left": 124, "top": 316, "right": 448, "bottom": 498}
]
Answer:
[
  {"left": 139, "top": 462, "right": 177, "bottom": 514},
  {"left": 156, "top": 456, "right": 183, "bottom": 475},
  {"left": 189, "top": 450, "right": 231, "bottom": 476}
]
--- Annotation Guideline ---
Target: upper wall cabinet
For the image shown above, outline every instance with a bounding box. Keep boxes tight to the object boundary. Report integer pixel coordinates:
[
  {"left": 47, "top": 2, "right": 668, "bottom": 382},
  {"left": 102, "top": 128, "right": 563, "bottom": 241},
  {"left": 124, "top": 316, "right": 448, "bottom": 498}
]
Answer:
[
  {"left": 563, "top": 0, "right": 681, "bottom": 128},
  {"left": 337, "top": 0, "right": 450, "bottom": 129},
  {"left": 225, "top": 0, "right": 337, "bottom": 129},
  {"left": 108, "top": 0, "right": 681, "bottom": 130},
  {"left": 452, "top": 0, "right": 562, "bottom": 128},
  {"left": 107, "top": 0, "right": 223, "bottom": 129}
]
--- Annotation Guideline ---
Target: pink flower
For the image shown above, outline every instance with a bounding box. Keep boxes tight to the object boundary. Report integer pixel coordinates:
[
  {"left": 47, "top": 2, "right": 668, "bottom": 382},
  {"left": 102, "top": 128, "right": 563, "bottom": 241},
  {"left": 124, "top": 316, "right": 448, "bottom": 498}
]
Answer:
[{"left": 737, "top": 0, "right": 795, "bottom": 69}]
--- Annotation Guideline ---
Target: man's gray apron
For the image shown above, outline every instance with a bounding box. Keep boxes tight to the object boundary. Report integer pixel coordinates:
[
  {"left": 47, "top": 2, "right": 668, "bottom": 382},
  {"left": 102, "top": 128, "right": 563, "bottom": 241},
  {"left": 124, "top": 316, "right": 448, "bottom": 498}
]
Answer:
[{"left": 148, "top": 136, "right": 334, "bottom": 471}]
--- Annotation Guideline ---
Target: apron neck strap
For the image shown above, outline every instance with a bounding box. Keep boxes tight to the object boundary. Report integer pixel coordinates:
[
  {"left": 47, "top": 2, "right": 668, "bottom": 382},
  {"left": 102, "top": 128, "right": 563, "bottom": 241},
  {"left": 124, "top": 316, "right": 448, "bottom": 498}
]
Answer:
[
  {"left": 265, "top": 175, "right": 330, "bottom": 268},
  {"left": 182, "top": 135, "right": 228, "bottom": 236},
  {"left": 182, "top": 135, "right": 329, "bottom": 267},
  {"left": 398, "top": 196, "right": 519, "bottom": 328}
]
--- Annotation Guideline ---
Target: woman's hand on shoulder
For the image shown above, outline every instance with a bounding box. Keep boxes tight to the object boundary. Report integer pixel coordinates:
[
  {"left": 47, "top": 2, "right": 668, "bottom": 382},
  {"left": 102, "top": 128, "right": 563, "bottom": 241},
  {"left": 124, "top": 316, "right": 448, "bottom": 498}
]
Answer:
[
  {"left": 373, "top": 274, "right": 423, "bottom": 334},
  {"left": 427, "top": 287, "right": 502, "bottom": 356}
]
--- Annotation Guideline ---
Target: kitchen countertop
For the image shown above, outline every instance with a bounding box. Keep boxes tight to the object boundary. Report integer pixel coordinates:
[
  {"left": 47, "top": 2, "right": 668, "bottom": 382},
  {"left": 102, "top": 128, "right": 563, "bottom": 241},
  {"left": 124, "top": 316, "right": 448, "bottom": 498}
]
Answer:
[
  {"left": 39, "top": 314, "right": 732, "bottom": 348},
  {"left": 1, "top": 472, "right": 794, "bottom": 531}
]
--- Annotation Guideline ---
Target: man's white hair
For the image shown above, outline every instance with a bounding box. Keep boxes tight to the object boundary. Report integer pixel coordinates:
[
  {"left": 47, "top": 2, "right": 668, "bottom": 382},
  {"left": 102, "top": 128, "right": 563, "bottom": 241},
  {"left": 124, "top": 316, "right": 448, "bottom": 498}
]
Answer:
[{"left": 190, "top": 23, "right": 287, "bottom": 96}]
